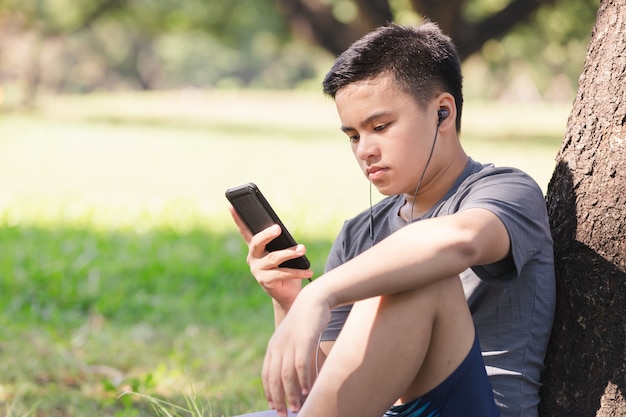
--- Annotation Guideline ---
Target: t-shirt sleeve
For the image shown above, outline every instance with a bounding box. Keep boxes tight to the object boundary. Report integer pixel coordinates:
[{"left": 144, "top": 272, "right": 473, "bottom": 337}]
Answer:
[
  {"left": 324, "top": 223, "right": 346, "bottom": 275},
  {"left": 320, "top": 221, "right": 354, "bottom": 341},
  {"left": 456, "top": 168, "right": 552, "bottom": 285}
]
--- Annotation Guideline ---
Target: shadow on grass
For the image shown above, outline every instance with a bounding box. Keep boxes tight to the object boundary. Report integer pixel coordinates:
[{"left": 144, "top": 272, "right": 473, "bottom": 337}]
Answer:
[{"left": 0, "top": 222, "right": 333, "bottom": 417}]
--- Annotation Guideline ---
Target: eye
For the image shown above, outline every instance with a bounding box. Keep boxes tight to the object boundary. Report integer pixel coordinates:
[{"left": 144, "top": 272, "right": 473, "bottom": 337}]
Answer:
[
  {"left": 343, "top": 129, "right": 359, "bottom": 143},
  {"left": 374, "top": 123, "right": 389, "bottom": 132}
]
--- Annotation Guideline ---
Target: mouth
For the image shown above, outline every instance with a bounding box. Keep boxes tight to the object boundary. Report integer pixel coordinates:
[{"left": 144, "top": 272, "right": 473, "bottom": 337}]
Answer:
[{"left": 366, "top": 166, "right": 387, "bottom": 181}]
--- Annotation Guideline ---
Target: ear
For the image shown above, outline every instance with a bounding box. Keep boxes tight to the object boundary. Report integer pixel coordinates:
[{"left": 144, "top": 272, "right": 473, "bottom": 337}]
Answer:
[
  {"left": 434, "top": 93, "right": 456, "bottom": 132},
  {"left": 438, "top": 108, "right": 449, "bottom": 124}
]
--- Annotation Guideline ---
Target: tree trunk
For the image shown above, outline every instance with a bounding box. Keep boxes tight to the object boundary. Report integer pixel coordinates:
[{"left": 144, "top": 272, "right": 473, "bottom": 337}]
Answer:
[
  {"left": 276, "top": 0, "right": 381, "bottom": 56},
  {"left": 277, "top": 0, "right": 555, "bottom": 60},
  {"left": 22, "top": 34, "right": 44, "bottom": 109},
  {"left": 540, "top": 0, "right": 626, "bottom": 416}
]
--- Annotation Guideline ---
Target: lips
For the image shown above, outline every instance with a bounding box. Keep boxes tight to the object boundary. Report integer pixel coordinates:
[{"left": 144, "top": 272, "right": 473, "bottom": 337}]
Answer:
[{"left": 366, "top": 166, "right": 387, "bottom": 180}]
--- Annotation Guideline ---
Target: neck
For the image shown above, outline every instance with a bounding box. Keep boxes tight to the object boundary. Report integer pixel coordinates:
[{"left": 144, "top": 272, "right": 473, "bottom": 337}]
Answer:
[{"left": 401, "top": 148, "right": 468, "bottom": 221}]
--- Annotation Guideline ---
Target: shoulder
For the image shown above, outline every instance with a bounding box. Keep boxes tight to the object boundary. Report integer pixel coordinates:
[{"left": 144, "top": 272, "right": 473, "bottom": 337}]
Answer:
[
  {"left": 451, "top": 163, "right": 546, "bottom": 211},
  {"left": 465, "top": 164, "right": 542, "bottom": 192},
  {"left": 452, "top": 162, "right": 549, "bottom": 229},
  {"left": 454, "top": 163, "right": 553, "bottom": 281},
  {"left": 432, "top": 161, "right": 546, "bottom": 222}
]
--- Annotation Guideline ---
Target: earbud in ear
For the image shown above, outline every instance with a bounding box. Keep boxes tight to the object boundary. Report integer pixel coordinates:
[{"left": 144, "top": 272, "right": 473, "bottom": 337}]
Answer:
[{"left": 437, "top": 109, "right": 449, "bottom": 123}]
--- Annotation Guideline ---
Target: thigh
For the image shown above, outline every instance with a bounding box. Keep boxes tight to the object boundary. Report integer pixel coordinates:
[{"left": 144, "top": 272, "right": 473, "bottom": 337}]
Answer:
[{"left": 300, "top": 276, "right": 475, "bottom": 417}]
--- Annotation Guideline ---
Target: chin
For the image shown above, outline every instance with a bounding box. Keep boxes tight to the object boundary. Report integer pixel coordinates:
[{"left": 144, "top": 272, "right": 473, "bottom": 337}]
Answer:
[{"left": 372, "top": 183, "right": 400, "bottom": 196}]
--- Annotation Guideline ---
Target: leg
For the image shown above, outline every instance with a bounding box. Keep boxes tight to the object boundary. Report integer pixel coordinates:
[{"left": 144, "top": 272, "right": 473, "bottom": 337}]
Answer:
[{"left": 299, "top": 276, "right": 475, "bottom": 417}]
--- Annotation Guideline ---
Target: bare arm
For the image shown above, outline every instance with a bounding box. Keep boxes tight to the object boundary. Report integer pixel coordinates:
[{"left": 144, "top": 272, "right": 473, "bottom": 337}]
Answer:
[
  {"left": 263, "top": 207, "right": 511, "bottom": 415},
  {"left": 320, "top": 207, "right": 510, "bottom": 308}
]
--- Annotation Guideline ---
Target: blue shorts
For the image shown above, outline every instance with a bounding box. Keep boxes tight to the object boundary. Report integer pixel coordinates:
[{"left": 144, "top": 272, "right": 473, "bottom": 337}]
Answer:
[{"left": 383, "top": 332, "right": 500, "bottom": 417}]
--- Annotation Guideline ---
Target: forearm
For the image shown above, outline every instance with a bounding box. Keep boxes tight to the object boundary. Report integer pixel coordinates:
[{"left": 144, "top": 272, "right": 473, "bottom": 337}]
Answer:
[
  {"left": 322, "top": 227, "right": 465, "bottom": 308},
  {"left": 315, "top": 211, "right": 507, "bottom": 309}
]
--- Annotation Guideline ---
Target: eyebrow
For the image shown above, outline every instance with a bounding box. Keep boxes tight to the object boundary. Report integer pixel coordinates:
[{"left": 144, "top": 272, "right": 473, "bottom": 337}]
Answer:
[{"left": 341, "top": 111, "right": 392, "bottom": 132}]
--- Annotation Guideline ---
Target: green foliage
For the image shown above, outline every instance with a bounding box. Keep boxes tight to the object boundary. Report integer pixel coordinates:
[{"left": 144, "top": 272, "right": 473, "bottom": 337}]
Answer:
[
  {"left": 0, "top": 0, "right": 598, "bottom": 101},
  {"left": 0, "top": 0, "right": 329, "bottom": 95},
  {"left": 469, "top": 0, "right": 599, "bottom": 99}
]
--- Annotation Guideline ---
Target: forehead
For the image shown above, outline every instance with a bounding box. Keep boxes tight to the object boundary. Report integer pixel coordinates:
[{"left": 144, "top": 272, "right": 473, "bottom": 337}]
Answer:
[
  {"left": 335, "top": 73, "right": 398, "bottom": 99},
  {"left": 334, "top": 74, "right": 422, "bottom": 120},
  {"left": 335, "top": 74, "right": 413, "bottom": 112}
]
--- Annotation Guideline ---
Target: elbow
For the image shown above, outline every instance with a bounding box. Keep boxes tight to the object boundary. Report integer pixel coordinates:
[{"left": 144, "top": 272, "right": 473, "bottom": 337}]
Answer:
[
  {"left": 454, "top": 227, "right": 483, "bottom": 268},
  {"left": 450, "top": 213, "right": 510, "bottom": 267}
]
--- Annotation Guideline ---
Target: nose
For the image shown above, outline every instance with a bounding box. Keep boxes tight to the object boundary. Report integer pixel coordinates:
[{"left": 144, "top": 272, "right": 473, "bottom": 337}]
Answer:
[{"left": 355, "top": 135, "right": 379, "bottom": 162}]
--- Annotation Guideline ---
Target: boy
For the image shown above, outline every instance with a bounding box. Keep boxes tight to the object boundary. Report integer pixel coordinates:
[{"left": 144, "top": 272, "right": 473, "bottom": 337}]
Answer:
[{"left": 230, "top": 22, "right": 555, "bottom": 417}]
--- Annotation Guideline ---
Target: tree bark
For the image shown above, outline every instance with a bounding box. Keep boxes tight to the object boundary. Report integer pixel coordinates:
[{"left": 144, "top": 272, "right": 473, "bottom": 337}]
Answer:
[{"left": 540, "top": 0, "right": 626, "bottom": 416}]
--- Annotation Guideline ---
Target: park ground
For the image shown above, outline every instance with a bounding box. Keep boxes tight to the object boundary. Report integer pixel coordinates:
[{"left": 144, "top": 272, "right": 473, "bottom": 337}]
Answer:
[{"left": 0, "top": 90, "right": 570, "bottom": 416}]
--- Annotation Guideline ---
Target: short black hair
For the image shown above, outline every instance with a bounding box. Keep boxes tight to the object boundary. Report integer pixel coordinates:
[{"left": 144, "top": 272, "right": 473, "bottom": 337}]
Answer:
[{"left": 322, "top": 22, "right": 463, "bottom": 132}]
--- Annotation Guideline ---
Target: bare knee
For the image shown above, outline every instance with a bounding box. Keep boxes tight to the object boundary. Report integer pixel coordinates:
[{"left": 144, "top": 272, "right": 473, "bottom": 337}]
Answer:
[{"left": 396, "top": 276, "right": 475, "bottom": 401}]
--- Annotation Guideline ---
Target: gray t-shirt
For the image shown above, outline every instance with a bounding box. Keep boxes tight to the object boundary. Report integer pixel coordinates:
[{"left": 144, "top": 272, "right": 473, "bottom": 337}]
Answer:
[{"left": 320, "top": 158, "right": 555, "bottom": 417}]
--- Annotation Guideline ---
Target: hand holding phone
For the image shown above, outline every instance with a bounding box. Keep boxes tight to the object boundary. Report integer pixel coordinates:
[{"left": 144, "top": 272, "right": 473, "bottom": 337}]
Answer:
[{"left": 225, "top": 183, "right": 311, "bottom": 270}]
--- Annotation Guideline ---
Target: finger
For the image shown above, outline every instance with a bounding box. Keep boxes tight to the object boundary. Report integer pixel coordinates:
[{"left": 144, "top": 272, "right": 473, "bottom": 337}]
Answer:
[
  {"left": 249, "top": 228, "right": 312, "bottom": 272},
  {"left": 280, "top": 354, "right": 301, "bottom": 413},
  {"left": 294, "top": 340, "right": 313, "bottom": 397},
  {"left": 248, "top": 224, "right": 281, "bottom": 260},
  {"left": 282, "top": 348, "right": 303, "bottom": 413},
  {"left": 286, "top": 244, "right": 314, "bottom": 282},
  {"left": 262, "top": 244, "right": 312, "bottom": 272},
  {"left": 256, "top": 266, "right": 313, "bottom": 287},
  {"left": 263, "top": 348, "right": 288, "bottom": 416},
  {"left": 261, "top": 351, "right": 275, "bottom": 410}
]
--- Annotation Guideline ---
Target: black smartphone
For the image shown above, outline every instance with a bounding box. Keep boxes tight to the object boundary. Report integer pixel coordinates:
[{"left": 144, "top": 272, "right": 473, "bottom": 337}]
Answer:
[{"left": 225, "top": 182, "right": 311, "bottom": 270}]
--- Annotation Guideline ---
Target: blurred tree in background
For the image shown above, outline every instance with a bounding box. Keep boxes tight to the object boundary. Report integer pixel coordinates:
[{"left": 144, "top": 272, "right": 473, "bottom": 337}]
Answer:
[
  {"left": 277, "top": 0, "right": 591, "bottom": 60},
  {"left": 0, "top": 0, "right": 323, "bottom": 105},
  {"left": 0, "top": 0, "right": 598, "bottom": 107}
]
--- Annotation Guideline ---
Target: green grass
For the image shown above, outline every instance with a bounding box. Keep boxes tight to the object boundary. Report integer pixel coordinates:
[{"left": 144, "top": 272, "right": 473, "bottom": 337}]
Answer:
[
  {"left": 0, "top": 205, "right": 332, "bottom": 416},
  {"left": 0, "top": 90, "right": 571, "bottom": 416}
]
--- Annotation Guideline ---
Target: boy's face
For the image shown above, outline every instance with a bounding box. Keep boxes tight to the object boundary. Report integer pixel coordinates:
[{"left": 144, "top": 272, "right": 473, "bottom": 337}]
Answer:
[{"left": 334, "top": 73, "right": 440, "bottom": 197}]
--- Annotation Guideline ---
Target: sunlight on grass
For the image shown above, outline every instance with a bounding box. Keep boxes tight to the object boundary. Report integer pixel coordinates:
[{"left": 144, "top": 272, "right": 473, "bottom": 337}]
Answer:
[
  {"left": 0, "top": 90, "right": 569, "bottom": 235},
  {"left": 0, "top": 196, "right": 217, "bottom": 234},
  {"left": 120, "top": 391, "right": 213, "bottom": 417}
]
